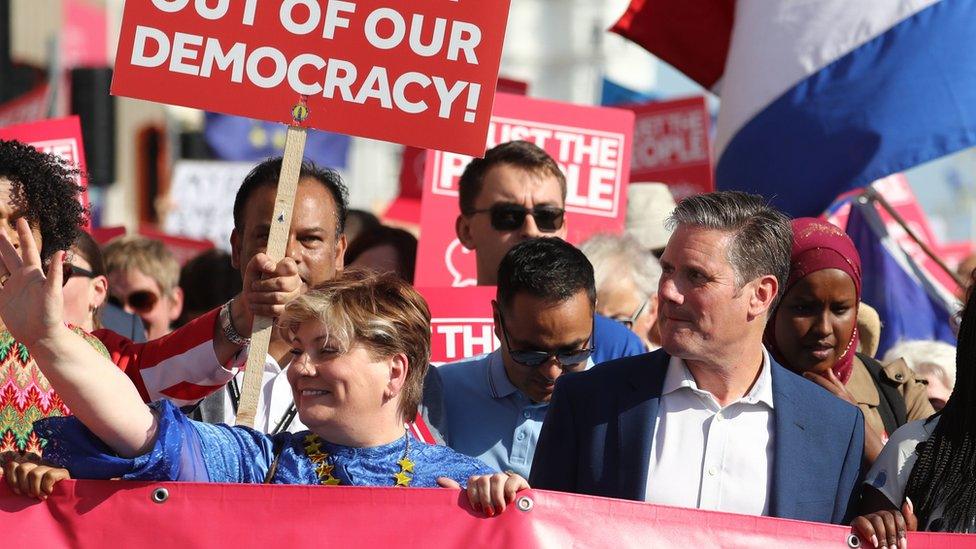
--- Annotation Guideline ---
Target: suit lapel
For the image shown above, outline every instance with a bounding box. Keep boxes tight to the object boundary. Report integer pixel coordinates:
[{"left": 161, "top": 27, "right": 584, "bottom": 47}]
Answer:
[
  {"left": 615, "top": 351, "right": 668, "bottom": 500},
  {"left": 769, "top": 361, "right": 807, "bottom": 519}
]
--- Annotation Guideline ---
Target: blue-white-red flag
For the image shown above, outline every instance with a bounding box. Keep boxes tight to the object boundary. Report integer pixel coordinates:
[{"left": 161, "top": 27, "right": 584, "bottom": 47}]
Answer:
[
  {"left": 845, "top": 196, "right": 958, "bottom": 357},
  {"left": 613, "top": 0, "right": 976, "bottom": 216}
]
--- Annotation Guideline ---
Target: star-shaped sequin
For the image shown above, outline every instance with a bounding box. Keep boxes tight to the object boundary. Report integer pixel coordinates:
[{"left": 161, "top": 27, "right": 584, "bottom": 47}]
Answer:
[
  {"left": 397, "top": 458, "right": 415, "bottom": 473},
  {"left": 323, "top": 476, "right": 341, "bottom": 486},
  {"left": 394, "top": 471, "right": 413, "bottom": 487}
]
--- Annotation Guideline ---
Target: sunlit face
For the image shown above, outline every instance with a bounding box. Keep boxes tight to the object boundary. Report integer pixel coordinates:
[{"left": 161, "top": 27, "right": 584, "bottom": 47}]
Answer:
[
  {"left": 232, "top": 178, "right": 347, "bottom": 288},
  {"left": 456, "top": 164, "right": 566, "bottom": 285},
  {"left": 286, "top": 322, "right": 403, "bottom": 440},
  {"left": 773, "top": 269, "right": 858, "bottom": 376},
  {"left": 658, "top": 226, "right": 765, "bottom": 365},
  {"left": 107, "top": 268, "right": 182, "bottom": 340},
  {"left": 495, "top": 291, "right": 593, "bottom": 404},
  {"left": 62, "top": 250, "right": 107, "bottom": 332},
  {"left": 596, "top": 276, "right": 658, "bottom": 350}
]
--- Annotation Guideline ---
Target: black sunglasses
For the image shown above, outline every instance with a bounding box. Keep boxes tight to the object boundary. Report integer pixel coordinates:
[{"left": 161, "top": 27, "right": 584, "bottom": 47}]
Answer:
[
  {"left": 466, "top": 203, "right": 565, "bottom": 233},
  {"left": 62, "top": 264, "right": 96, "bottom": 287},
  {"left": 107, "top": 290, "right": 160, "bottom": 313},
  {"left": 497, "top": 313, "right": 594, "bottom": 369}
]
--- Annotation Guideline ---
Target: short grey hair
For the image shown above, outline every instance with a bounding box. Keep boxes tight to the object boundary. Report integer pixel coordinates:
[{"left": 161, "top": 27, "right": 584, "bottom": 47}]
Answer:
[
  {"left": 666, "top": 191, "right": 792, "bottom": 299},
  {"left": 580, "top": 233, "right": 662, "bottom": 297},
  {"left": 883, "top": 340, "right": 957, "bottom": 389}
]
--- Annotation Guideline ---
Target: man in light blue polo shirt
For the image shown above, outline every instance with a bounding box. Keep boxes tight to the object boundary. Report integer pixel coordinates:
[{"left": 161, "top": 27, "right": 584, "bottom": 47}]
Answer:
[{"left": 438, "top": 237, "right": 597, "bottom": 476}]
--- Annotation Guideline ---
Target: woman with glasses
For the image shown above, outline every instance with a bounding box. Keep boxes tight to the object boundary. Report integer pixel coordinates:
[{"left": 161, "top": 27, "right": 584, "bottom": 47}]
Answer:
[
  {"left": 581, "top": 233, "right": 663, "bottom": 351},
  {"left": 0, "top": 222, "right": 527, "bottom": 513},
  {"left": 62, "top": 231, "right": 109, "bottom": 332},
  {"left": 764, "top": 218, "right": 933, "bottom": 465}
]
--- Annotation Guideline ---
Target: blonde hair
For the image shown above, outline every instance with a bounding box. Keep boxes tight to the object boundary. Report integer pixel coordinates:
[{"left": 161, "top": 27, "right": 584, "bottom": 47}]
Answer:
[
  {"left": 102, "top": 236, "right": 180, "bottom": 295},
  {"left": 279, "top": 270, "right": 431, "bottom": 423}
]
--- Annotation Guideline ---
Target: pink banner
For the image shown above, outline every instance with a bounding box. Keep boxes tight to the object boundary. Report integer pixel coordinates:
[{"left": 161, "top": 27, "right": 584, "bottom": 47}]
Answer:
[{"left": 2, "top": 480, "right": 973, "bottom": 548}]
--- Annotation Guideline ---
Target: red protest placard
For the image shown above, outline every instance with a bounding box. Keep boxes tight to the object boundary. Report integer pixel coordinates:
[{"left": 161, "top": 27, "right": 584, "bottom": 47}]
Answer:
[
  {"left": 415, "top": 93, "right": 634, "bottom": 287},
  {"left": 419, "top": 286, "right": 497, "bottom": 363},
  {"left": 385, "top": 77, "right": 529, "bottom": 225},
  {"left": 0, "top": 116, "right": 91, "bottom": 217},
  {"left": 625, "top": 95, "right": 713, "bottom": 199},
  {"left": 112, "top": 1, "right": 511, "bottom": 157}
]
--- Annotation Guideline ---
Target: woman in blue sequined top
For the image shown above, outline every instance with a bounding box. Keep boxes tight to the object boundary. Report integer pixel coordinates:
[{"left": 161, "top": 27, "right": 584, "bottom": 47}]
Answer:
[{"left": 0, "top": 220, "right": 528, "bottom": 514}]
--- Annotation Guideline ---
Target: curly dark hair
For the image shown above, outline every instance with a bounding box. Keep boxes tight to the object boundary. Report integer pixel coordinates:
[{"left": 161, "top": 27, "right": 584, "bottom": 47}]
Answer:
[{"left": 0, "top": 140, "right": 86, "bottom": 260}]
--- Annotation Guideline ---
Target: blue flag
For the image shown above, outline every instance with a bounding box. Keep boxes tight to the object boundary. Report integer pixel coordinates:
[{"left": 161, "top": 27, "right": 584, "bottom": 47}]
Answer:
[
  {"left": 204, "top": 113, "right": 351, "bottom": 170},
  {"left": 845, "top": 198, "right": 958, "bottom": 357}
]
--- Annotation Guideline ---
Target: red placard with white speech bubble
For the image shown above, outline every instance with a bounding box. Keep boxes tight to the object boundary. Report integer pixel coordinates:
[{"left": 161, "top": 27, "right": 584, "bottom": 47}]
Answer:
[
  {"left": 415, "top": 93, "right": 634, "bottom": 287},
  {"left": 112, "top": 0, "right": 511, "bottom": 156},
  {"left": 624, "top": 95, "right": 713, "bottom": 200},
  {"left": 0, "top": 116, "right": 91, "bottom": 218},
  {"left": 419, "top": 286, "right": 497, "bottom": 364}
]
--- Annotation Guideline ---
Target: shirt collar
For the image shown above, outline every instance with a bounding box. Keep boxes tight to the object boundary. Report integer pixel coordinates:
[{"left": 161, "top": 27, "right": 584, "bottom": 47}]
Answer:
[
  {"left": 487, "top": 350, "right": 518, "bottom": 399},
  {"left": 663, "top": 349, "right": 775, "bottom": 409}
]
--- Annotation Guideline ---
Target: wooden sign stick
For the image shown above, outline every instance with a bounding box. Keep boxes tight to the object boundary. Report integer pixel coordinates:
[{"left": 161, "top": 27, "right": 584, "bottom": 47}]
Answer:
[{"left": 235, "top": 113, "right": 308, "bottom": 428}]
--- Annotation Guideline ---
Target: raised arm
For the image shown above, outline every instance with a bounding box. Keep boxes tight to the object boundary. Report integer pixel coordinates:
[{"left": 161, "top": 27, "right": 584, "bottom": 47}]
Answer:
[{"left": 0, "top": 219, "right": 155, "bottom": 458}]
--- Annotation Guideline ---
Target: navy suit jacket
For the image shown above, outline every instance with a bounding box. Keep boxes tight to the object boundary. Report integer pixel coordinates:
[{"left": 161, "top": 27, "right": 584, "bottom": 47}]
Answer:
[{"left": 529, "top": 349, "right": 864, "bottom": 525}]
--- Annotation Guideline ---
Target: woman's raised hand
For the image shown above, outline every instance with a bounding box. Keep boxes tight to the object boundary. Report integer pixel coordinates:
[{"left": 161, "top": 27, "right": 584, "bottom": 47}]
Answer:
[{"left": 0, "top": 218, "right": 65, "bottom": 345}]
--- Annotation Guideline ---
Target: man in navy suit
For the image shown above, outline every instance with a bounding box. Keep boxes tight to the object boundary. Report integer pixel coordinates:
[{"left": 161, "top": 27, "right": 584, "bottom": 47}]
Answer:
[{"left": 529, "top": 191, "right": 864, "bottom": 525}]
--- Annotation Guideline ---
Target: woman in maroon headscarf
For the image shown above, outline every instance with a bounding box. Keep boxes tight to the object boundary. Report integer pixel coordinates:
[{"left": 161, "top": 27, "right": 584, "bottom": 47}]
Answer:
[{"left": 766, "top": 218, "right": 933, "bottom": 464}]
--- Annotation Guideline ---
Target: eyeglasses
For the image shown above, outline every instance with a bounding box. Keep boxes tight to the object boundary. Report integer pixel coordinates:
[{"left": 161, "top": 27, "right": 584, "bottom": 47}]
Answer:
[
  {"left": 107, "top": 290, "right": 160, "bottom": 313},
  {"left": 609, "top": 299, "right": 649, "bottom": 330},
  {"left": 62, "top": 264, "right": 96, "bottom": 287},
  {"left": 465, "top": 203, "right": 565, "bottom": 233},
  {"left": 497, "top": 313, "right": 594, "bottom": 370}
]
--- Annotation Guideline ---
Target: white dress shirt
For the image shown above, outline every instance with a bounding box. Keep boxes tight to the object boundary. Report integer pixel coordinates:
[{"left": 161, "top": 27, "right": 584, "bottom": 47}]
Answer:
[{"left": 645, "top": 351, "right": 775, "bottom": 516}]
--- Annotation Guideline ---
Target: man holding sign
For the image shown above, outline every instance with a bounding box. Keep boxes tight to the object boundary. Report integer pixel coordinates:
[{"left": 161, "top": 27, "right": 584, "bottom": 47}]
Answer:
[{"left": 192, "top": 158, "right": 347, "bottom": 434}]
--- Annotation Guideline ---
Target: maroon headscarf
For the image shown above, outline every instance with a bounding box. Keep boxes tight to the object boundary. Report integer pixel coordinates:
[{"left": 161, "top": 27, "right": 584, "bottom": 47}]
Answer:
[{"left": 765, "top": 218, "right": 863, "bottom": 384}]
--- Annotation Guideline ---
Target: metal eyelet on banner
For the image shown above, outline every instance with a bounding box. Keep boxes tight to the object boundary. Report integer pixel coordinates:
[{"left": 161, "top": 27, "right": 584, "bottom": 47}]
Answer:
[
  {"left": 151, "top": 487, "right": 170, "bottom": 504},
  {"left": 516, "top": 496, "right": 534, "bottom": 512},
  {"left": 846, "top": 533, "right": 861, "bottom": 548}
]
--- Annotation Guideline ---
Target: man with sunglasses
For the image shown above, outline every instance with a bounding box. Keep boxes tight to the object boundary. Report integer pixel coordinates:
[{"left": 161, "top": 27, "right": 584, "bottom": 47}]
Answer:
[
  {"left": 438, "top": 238, "right": 597, "bottom": 477},
  {"left": 455, "top": 140, "right": 645, "bottom": 365}
]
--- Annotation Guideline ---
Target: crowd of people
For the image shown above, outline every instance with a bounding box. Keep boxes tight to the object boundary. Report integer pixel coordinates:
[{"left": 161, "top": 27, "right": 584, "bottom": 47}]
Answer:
[{"left": 0, "top": 136, "right": 971, "bottom": 544}]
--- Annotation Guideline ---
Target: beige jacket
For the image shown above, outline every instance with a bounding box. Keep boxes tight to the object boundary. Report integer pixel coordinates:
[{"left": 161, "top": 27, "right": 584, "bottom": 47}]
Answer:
[{"left": 847, "top": 355, "right": 935, "bottom": 438}]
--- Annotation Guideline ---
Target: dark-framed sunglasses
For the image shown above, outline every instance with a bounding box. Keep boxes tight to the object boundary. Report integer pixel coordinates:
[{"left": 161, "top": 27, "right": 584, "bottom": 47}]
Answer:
[
  {"left": 107, "top": 290, "right": 160, "bottom": 313},
  {"left": 62, "top": 264, "right": 96, "bottom": 287},
  {"left": 497, "top": 313, "right": 595, "bottom": 370},
  {"left": 610, "top": 298, "right": 649, "bottom": 330},
  {"left": 465, "top": 203, "right": 565, "bottom": 233}
]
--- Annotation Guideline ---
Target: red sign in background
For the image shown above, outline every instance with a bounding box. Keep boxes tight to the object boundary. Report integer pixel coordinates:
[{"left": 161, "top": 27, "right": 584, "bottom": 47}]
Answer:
[
  {"left": 112, "top": 1, "right": 511, "bottom": 156},
  {"left": 624, "top": 95, "right": 713, "bottom": 200},
  {"left": 0, "top": 116, "right": 91, "bottom": 217},
  {"left": 385, "top": 77, "right": 530, "bottom": 225},
  {"left": 2, "top": 481, "right": 973, "bottom": 548},
  {"left": 419, "top": 286, "right": 497, "bottom": 364},
  {"left": 415, "top": 93, "right": 634, "bottom": 287}
]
